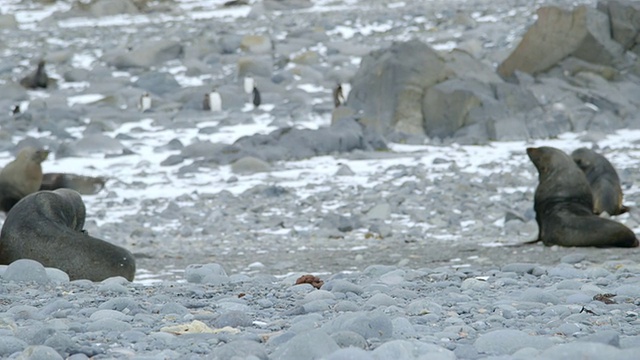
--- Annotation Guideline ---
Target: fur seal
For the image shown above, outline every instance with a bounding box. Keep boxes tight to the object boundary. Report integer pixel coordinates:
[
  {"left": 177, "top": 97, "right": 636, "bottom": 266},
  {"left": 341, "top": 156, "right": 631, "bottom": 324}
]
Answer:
[
  {"left": 40, "top": 173, "right": 106, "bottom": 195},
  {"left": 527, "top": 146, "right": 638, "bottom": 247},
  {"left": 252, "top": 85, "right": 261, "bottom": 109},
  {"left": 203, "top": 90, "right": 222, "bottom": 111},
  {"left": 0, "top": 189, "right": 136, "bottom": 281},
  {"left": 139, "top": 92, "right": 151, "bottom": 112},
  {"left": 0, "top": 147, "right": 49, "bottom": 212},
  {"left": 333, "top": 83, "right": 345, "bottom": 108},
  {"left": 19, "top": 60, "right": 49, "bottom": 89},
  {"left": 571, "top": 147, "right": 628, "bottom": 216}
]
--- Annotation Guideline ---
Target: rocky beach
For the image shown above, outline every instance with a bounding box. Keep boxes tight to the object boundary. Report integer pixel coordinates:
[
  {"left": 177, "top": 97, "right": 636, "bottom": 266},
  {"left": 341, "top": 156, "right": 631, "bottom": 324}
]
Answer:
[{"left": 1, "top": 0, "right": 640, "bottom": 358}]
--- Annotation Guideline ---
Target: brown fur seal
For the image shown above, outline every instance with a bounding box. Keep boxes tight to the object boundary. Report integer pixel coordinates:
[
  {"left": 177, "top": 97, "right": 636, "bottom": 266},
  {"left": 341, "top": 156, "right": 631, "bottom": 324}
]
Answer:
[
  {"left": 19, "top": 60, "right": 49, "bottom": 89},
  {"left": 40, "top": 173, "right": 106, "bottom": 195},
  {"left": 0, "top": 189, "right": 136, "bottom": 281},
  {"left": 0, "top": 147, "right": 49, "bottom": 212},
  {"left": 571, "top": 147, "right": 628, "bottom": 216},
  {"left": 527, "top": 146, "right": 638, "bottom": 247}
]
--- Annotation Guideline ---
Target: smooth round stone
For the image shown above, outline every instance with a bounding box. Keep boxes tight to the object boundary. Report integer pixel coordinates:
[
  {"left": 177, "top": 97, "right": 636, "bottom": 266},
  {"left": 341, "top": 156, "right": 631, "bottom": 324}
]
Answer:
[
  {"left": 474, "top": 329, "right": 553, "bottom": 355},
  {"left": 365, "top": 293, "right": 398, "bottom": 307},
  {"left": 537, "top": 342, "right": 623, "bottom": 359},
  {"left": 302, "top": 290, "right": 335, "bottom": 303},
  {"left": 561, "top": 253, "right": 586, "bottom": 264},
  {"left": 86, "top": 318, "right": 132, "bottom": 332},
  {"left": 0, "top": 335, "right": 27, "bottom": 357},
  {"left": 270, "top": 329, "right": 339, "bottom": 360},
  {"left": 519, "top": 288, "right": 559, "bottom": 304},
  {"left": 324, "top": 280, "right": 363, "bottom": 295},
  {"left": 18, "top": 345, "right": 63, "bottom": 360},
  {"left": 3, "top": 259, "right": 50, "bottom": 284},
  {"left": 325, "top": 347, "right": 374, "bottom": 360},
  {"left": 371, "top": 340, "right": 455, "bottom": 360},
  {"left": 89, "top": 309, "right": 133, "bottom": 322}
]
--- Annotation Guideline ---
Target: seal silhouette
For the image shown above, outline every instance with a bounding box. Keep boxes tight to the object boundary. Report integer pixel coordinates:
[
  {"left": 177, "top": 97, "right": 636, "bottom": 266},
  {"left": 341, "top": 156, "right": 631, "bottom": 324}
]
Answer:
[
  {"left": 571, "top": 147, "right": 628, "bottom": 216},
  {"left": 527, "top": 146, "right": 638, "bottom": 247},
  {"left": 0, "top": 189, "right": 136, "bottom": 281},
  {"left": 0, "top": 147, "right": 49, "bottom": 212},
  {"left": 20, "top": 60, "right": 49, "bottom": 89}
]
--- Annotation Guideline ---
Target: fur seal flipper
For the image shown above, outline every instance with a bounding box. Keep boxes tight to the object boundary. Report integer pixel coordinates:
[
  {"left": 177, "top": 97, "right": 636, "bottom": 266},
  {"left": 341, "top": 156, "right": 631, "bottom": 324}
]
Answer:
[
  {"left": 0, "top": 189, "right": 136, "bottom": 281},
  {"left": 571, "top": 148, "right": 628, "bottom": 216},
  {"left": 527, "top": 146, "right": 638, "bottom": 248}
]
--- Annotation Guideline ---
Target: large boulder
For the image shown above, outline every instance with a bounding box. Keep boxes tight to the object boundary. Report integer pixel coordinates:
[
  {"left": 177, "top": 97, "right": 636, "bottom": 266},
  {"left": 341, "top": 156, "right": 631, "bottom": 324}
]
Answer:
[
  {"left": 103, "top": 40, "right": 184, "bottom": 69},
  {"left": 347, "top": 40, "right": 449, "bottom": 136},
  {"left": 597, "top": 0, "right": 640, "bottom": 52},
  {"left": 348, "top": 40, "right": 541, "bottom": 142},
  {"left": 498, "top": 5, "right": 625, "bottom": 78}
]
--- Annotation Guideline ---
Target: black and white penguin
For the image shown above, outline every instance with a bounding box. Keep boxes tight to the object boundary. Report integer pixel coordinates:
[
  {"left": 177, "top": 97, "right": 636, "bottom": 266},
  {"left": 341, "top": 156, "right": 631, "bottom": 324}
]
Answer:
[
  {"left": 139, "top": 92, "right": 151, "bottom": 112},
  {"left": 333, "top": 83, "right": 345, "bottom": 108},
  {"left": 244, "top": 76, "right": 254, "bottom": 94},
  {"left": 204, "top": 90, "right": 222, "bottom": 112},
  {"left": 252, "top": 85, "right": 261, "bottom": 109}
]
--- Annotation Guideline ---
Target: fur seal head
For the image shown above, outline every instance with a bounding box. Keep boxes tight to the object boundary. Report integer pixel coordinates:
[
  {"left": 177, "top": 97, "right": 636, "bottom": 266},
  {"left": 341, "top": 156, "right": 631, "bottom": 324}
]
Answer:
[{"left": 0, "top": 147, "right": 50, "bottom": 212}]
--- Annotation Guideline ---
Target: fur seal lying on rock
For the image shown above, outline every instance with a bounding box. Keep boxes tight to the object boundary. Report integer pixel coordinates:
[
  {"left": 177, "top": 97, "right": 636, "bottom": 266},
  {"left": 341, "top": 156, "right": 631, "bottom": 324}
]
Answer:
[
  {"left": 527, "top": 146, "right": 638, "bottom": 247},
  {"left": 40, "top": 173, "right": 106, "bottom": 195},
  {"left": 571, "top": 147, "right": 628, "bottom": 216},
  {"left": 0, "top": 147, "right": 49, "bottom": 212},
  {"left": 0, "top": 189, "right": 136, "bottom": 281}
]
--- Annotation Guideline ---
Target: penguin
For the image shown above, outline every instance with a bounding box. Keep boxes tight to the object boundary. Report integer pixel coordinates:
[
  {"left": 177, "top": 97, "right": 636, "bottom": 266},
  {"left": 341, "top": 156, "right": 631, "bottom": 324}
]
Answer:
[
  {"left": 252, "top": 85, "right": 261, "bottom": 109},
  {"left": 333, "top": 83, "right": 345, "bottom": 108},
  {"left": 139, "top": 92, "right": 151, "bottom": 112},
  {"left": 204, "top": 90, "right": 222, "bottom": 112},
  {"left": 244, "top": 76, "right": 254, "bottom": 94}
]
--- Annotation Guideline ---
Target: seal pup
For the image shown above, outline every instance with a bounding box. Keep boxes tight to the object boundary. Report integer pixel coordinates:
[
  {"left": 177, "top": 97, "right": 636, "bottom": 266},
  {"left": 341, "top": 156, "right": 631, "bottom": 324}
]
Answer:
[
  {"left": 527, "top": 146, "right": 638, "bottom": 247},
  {"left": 571, "top": 147, "right": 628, "bottom": 216},
  {"left": 252, "top": 84, "right": 261, "bottom": 109},
  {"left": 333, "top": 83, "right": 345, "bottom": 108},
  {"left": 203, "top": 90, "right": 222, "bottom": 112},
  {"left": 0, "top": 189, "right": 136, "bottom": 281},
  {"left": 139, "top": 92, "right": 151, "bottom": 112},
  {"left": 0, "top": 147, "right": 49, "bottom": 213},
  {"left": 19, "top": 60, "right": 48, "bottom": 89}
]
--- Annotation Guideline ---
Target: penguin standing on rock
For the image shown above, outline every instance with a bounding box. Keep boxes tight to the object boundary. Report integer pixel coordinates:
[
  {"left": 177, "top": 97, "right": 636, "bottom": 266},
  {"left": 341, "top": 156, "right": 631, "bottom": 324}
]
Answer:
[
  {"left": 243, "top": 76, "right": 254, "bottom": 95},
  {"left": 333, "top": 83, "right": 345, "bottom": 108},
  {"left": 204, "top": 90, "right": 222, "bottom": 112},
  {"left": 139, "top": 92, "right": 151, "bottom": 112},
  {"left": 252, "top": 84, "right": 261, "bottom": 109}
]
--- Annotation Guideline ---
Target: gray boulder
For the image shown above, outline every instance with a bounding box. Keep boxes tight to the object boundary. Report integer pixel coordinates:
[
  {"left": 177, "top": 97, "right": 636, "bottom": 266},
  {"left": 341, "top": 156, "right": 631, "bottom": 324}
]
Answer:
[
  {"left": 597, "top": 0, "right": 640, "bottom": 51},
  {"left": 134, "top": 72, "right": 181, "bottom": 95},
  {"left": 498, "top": 5, "right": 625, "bottom": 78},
  {"left": 348, "top": 40, "right": 448, "bottom": 136},
  {"left": 263, "top": 0, "right": 313, "bottom": 11},
  {"left": 89, "top": 0, "right": 139, "bottom": 17},
  {"left": 104, "top": 40, "right": 183, "bottom": 69}
]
